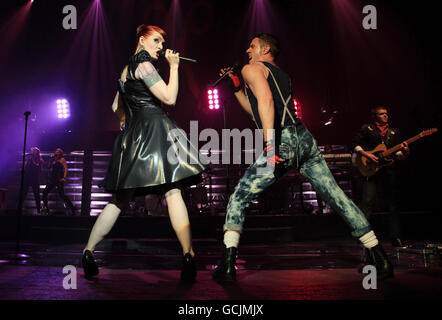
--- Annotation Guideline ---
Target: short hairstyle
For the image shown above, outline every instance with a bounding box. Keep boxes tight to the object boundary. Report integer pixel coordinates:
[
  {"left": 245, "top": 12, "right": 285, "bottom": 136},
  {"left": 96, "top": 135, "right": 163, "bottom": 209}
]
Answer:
[
  {"left": 370, "top": 106, "right": 388, "bottom": 118},
  {"left": 254, "top": 33, "right": 281, "bottom": 60},
  {"left": 136, "top": 25, "right": 166, "bottom": 45}
]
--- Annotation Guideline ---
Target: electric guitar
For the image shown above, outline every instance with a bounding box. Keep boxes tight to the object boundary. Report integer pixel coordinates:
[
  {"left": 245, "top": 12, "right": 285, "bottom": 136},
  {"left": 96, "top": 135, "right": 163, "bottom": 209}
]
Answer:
[{"left": 353, "top": 128, "right": 438, "bottom": 177}]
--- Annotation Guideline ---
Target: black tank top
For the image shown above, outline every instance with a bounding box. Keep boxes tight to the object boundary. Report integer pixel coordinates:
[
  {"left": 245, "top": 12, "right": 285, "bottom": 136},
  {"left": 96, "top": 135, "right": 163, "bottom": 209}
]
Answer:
[
  {"left": 51, "top": 161, "right": 65, "bottom": 182},
  {"left": 25, "top": 158, "right": 41, "bottom": 182},
  {"left": 245, "top": 62, "right": 298, "bottom": 130}
]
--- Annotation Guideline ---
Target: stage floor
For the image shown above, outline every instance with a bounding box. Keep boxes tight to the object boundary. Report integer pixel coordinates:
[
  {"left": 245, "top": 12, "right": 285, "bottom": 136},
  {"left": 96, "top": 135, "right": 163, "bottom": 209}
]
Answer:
[{"left": 0, "top": 239, "right": 441, "bottom": 300}]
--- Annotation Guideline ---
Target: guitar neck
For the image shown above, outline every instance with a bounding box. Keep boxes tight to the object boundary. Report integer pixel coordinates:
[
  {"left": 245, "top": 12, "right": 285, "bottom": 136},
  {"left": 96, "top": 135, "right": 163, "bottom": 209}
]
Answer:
[{"left": 382, "top": 134, "right": 422, "bottom": 157}]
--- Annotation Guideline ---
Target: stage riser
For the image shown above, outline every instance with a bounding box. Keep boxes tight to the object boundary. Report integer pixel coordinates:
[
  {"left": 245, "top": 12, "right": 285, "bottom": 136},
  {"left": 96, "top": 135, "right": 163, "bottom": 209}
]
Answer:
[
  {"left": 6, "top": 150, "right": 354, "bottom": 216},
  {"left": 0, "top": 212, "right": 440, "bottom": 243}
]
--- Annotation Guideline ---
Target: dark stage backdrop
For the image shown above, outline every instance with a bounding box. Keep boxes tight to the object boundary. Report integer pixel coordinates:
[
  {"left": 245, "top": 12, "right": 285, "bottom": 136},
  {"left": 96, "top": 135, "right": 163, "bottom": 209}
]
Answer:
[{"left": 0, "top": 0, "right": 440, "bottom": 212}]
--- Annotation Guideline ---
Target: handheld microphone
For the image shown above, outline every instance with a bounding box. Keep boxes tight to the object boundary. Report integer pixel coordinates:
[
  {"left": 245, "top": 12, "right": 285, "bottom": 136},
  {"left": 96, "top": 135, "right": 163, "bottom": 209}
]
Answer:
[
  {"left": 158, "top": 49, "right": 197, "bottom": 63},
  {"left": 212, "top": 62, "right": 240, "bottom": 87}
]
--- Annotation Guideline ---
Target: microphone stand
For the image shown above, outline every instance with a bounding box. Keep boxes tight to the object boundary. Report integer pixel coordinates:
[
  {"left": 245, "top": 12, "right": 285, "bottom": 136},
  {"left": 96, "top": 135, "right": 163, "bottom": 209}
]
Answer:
[
  {"left": 222, "top": 99, "right": 230, "bottom": 197},
  {"left": 6, "top": 111, "right": 31, "bottom": 262}
]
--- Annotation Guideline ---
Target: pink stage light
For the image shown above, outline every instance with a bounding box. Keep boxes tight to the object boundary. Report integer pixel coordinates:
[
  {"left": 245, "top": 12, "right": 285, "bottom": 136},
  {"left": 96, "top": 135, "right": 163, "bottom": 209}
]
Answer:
[
  {"left": 293, "top": 98, "right": 302, "bottom": 119},
  {"left": 208, "top": 88, "right": 221, "bottom": 110}
]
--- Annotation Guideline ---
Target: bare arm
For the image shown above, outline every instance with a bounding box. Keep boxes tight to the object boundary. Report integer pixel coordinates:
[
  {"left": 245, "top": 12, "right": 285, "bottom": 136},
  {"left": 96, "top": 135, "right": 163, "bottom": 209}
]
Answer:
[
  {"left": 111, "top": 66, "right": 127, "bottom": 123},
  {"left": 136, "top": 51, "right": 179, "bottom": 105},
  {"left": 234, "top": 89, "right": 253, "bottom": 117},
  {"left": 219, "top": 68, "right": 253, "bottom": 117},
  {"left": 61, "top": 158, "right": 68, "bottom": 181},
  {"left": 111, "top": 91, "right": 126, "bottom": 122},
  {"left": 241, "top": 64, "right": 274, "bottom": 142}
]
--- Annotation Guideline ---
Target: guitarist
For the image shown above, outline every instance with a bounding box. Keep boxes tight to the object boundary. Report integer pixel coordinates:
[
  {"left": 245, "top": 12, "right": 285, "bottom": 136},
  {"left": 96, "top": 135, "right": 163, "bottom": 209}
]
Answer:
[{"left": 353, "top": 106, "right": 410, "bottom": 248}]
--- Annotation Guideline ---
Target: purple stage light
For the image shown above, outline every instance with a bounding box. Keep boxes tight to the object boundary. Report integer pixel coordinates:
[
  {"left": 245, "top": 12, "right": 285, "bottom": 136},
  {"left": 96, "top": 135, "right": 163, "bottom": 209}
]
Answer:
[{"left": 56, "top": 98, "right": 70, "bottom": 119}]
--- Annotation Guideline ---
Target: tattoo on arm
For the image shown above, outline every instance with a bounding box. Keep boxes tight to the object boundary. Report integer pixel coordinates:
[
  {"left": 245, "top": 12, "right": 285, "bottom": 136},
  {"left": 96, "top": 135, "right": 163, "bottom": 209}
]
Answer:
[{"left": 137, "top": 62, "right": 162, "bottom": 88}]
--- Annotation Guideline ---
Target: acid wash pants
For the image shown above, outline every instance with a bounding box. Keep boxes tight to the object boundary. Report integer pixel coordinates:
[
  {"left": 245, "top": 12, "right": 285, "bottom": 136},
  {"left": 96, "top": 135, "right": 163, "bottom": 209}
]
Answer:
[{"left": 224, "top": 122, "right": 372, "bottom": 238}]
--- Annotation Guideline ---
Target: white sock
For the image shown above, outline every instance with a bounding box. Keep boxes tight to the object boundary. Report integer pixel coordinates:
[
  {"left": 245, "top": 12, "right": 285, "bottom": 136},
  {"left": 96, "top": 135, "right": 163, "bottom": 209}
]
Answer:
[
  {"left": 84, "top": 203, "right": 121, "bottom": 253},
  {"left": 359, "top": 230, "right": 379, "bottom": 249},
  {"left": 224, "top": 230, "right": 240, "bottom": 248}
]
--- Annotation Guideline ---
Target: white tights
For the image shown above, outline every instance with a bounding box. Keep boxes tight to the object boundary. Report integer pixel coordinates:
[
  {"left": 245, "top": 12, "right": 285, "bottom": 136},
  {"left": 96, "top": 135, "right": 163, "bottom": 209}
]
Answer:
[{"left": 83, "top": 189, "right": 194, "bottom": 257}]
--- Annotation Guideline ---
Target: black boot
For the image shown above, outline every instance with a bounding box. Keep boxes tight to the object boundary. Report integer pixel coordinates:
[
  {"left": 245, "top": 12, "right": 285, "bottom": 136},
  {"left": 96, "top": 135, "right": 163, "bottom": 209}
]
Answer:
[
  {"left": 43, "top": 205, "right": 50, "bottom": 216},
  {"left": 68, "top": 206, "right": 78, "bottom": 216},
  {"left": 358, "top": 248, "right": 373, "bottom": 273},
  {"left": 180, "top": 253, "right": 197, "bottom": 283},
  {"left": 363, "top": 244, "right": 394, "bottom": 280},
  {"left": 212, "top": 246, "right": 237, "bottom": 283},
  {"left": 82, "top": 250, "right": 99, "bottom": 278}
]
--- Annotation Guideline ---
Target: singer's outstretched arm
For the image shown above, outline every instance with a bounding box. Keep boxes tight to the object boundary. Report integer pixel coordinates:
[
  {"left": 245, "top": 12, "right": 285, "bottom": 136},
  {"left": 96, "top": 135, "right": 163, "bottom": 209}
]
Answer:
[
  {"left": 233, "top": 89, "right": 253, "bottom": 117},
  {"left": 220, "top": 67, "right": 253, "bottom": 117}
]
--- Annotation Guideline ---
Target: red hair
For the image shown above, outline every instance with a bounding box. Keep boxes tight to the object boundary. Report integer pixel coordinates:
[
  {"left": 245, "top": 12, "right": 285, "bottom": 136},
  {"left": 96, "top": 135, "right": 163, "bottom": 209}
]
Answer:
[{"left": 136, "top": 25, "right": 166, "bottom": 45}]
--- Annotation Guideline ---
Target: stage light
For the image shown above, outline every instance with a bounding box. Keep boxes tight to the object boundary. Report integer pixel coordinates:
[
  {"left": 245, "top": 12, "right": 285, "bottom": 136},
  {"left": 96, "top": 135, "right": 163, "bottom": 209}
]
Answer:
[
  {"left": 293, "top": 98, "right": 302, "bottom": 120},
  {"left": 56, "top": 98, "right": 70, "bottom": 119},
  {"left": 207, "top": 88, "right": 221, "bottom": 110},
  {"left": 207, "top": 89, "right": 220, "bottom": 110}
]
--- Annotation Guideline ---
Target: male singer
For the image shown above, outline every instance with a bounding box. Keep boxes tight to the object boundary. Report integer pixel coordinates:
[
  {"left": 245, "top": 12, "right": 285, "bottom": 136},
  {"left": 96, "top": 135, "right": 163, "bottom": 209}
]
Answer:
[{"left": 212, "top": 34, "right": 394, "bottom": 282}]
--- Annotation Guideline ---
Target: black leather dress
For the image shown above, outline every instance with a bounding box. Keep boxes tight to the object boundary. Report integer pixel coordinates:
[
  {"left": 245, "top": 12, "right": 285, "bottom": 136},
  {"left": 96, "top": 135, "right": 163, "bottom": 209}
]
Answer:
[{"left": 104, "top": 50, "right": 207, "bottom": 196}]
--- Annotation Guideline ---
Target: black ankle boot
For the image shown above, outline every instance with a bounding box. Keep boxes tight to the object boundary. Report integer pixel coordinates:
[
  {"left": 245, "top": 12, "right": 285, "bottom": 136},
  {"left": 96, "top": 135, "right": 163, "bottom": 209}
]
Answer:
[
  {"left": 212, "top": 246, "right": 237, "bottom": 283},
  {"left": 180, "top": 253, "right": 197, "bottom": 283},
  {"left": 364, "top": 244, "right": 394, "bottom": 280},
  {"left": 358, "top": 248, "right": 373, "bottom": 273},
  {"left": 82, "top": 250, "right": 99, "bottom": 278}
]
